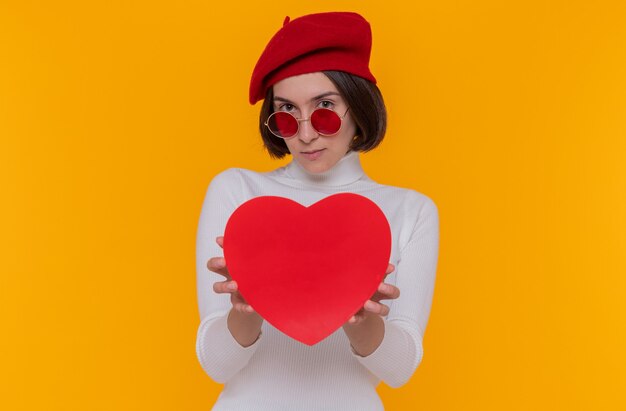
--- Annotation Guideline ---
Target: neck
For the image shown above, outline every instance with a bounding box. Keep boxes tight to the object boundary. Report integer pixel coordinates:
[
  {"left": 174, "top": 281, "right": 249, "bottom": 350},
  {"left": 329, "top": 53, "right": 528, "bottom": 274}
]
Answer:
[{"left": 285, "top": 150, "right": 365, "bottom": 187}]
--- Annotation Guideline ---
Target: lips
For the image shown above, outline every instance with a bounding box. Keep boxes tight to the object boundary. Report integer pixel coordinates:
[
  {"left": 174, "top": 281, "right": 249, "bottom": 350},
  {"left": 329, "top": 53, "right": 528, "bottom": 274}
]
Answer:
[{"left": 301, "top": 148, "right": 325, "bottom": 160}]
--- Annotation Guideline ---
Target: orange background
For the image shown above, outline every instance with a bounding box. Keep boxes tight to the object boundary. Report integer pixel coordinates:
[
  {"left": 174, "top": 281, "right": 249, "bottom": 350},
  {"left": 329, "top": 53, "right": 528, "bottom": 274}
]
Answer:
[{"left": 1, "top": 1, "right": 625, "bottom": 410}]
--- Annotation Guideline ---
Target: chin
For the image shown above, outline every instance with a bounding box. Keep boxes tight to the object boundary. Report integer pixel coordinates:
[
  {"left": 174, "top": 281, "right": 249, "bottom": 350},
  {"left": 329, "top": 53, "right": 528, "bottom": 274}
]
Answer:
[{"left": 292, "top": 150, "right": 343, "bottom": 174}]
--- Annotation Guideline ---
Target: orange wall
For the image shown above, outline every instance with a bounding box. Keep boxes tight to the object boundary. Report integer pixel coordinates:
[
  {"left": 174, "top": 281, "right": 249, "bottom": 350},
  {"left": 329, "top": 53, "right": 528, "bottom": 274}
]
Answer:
[{"left": 1, "top": 1, "right": 625, "bottom": 409}]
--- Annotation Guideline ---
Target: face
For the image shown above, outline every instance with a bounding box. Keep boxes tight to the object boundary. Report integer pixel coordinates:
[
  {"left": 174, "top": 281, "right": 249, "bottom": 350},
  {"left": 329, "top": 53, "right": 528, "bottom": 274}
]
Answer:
[{"left": 271, "top": 72, "right": 357, "bottom": 174}]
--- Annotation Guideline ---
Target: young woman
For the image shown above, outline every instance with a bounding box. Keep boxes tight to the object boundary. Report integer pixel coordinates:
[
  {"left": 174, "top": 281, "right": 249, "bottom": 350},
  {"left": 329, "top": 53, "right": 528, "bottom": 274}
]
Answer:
[{"left": 195, "top": 12, "right": 440, "bottom": 410}]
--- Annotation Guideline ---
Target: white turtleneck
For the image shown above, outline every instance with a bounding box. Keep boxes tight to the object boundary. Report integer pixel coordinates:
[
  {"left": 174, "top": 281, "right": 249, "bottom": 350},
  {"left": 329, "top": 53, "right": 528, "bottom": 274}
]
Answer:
[{"left": 195, "top": 151, "right": 440, "bottom": 411}]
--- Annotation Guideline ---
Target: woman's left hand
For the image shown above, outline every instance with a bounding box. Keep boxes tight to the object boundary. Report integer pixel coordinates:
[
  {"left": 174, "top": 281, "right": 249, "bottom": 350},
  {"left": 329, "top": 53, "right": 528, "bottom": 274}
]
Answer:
[{"left": 346, "top": 263, "right": 399, "bottom": 326}]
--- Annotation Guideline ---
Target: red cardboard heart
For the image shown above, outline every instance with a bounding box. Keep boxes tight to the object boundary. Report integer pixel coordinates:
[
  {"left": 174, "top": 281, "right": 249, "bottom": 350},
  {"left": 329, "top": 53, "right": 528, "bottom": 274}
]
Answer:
[{"left": 223, "top": 193, "right": 391, "bottom": 346}]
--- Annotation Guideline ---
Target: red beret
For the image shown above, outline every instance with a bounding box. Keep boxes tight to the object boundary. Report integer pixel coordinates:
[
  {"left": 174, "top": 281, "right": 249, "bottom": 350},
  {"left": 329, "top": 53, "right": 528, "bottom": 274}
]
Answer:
[{"left": 249, "top": 12, "right": 377, "bottom": 105}]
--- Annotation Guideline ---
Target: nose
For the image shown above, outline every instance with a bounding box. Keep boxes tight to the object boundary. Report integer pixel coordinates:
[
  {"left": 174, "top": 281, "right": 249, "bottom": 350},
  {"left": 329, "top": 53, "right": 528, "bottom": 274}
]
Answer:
[{"left": 297, "top": 118, "right": 319, "bottom": 143}]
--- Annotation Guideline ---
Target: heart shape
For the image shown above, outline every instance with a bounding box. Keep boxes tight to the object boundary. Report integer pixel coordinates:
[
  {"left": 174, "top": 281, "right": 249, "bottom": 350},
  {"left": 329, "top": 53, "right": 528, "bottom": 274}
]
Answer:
[{"left": 223, "top": 193, "right": 391, "bottom": 345}]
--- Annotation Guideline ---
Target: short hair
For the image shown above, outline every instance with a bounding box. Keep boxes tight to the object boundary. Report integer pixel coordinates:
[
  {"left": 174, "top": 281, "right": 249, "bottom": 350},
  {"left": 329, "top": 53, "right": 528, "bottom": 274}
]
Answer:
[{"left": 258, "top": 71, "right": 387, "bottom": 159}]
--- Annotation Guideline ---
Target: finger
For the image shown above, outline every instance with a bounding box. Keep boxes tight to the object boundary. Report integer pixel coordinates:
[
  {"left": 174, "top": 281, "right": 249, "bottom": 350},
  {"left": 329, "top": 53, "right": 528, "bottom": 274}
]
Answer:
[
  {"left": 233, "top": 300, "right": 255, "bottom": 314},
  {"left": 346, "top": 306, "right": 362, "bottom": 323},
  {"left": 213, "top": 280, "right": 237, "bottom": 294},
  {"left": 207, "top": 257, "right": 230, "bottom": 277},
  {"left": 216, "top": 236, "right": 224, "bottom": 249},
  {"left": 381, "top": 264, "right": 395, "bottom": 282},
  {"left": 364, "top": 300, "right": 390, "bottom": 316},
  {"left": 208, "top": 256, "right": 226, "bottom": 269},
  {"left": 233, "top": 301, "right": 247, "bottom": 313},
  {"left": 378, "top": 303, "right": 390, "bottom": 316},
  {"left": 363, "top": 300, "right": 390, "bottom": 316},
  {"left": 230, "top": 291, "right": 255, "bottom": 313},
  {"left": 230, "top": 291, "right": 246, "bottom": 305},
  {"left": 377, "top": 282, "right": 400, "bottom": 299},
  {"left": 347, "top": 314, "right": 364, "bottom": 325},
  {"left": 370, "top": 283, "right": 400, "bottom": 302}
]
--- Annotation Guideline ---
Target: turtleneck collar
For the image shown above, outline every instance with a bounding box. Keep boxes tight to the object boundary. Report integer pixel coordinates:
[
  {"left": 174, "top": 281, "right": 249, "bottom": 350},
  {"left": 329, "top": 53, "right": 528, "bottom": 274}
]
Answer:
[{"left": 284, "top": 150, "right": 366, "bottom": 187}]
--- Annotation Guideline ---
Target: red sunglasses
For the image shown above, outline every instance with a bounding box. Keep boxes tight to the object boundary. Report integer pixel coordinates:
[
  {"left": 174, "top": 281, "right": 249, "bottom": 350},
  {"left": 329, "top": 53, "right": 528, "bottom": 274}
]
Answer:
[{"left": 264, "top": 108, "right": 350, "bottom": 139}]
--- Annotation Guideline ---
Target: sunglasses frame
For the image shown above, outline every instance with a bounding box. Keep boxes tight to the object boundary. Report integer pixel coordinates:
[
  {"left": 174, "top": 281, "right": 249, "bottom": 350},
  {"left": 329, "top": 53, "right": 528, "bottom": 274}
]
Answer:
[{"left": 264, "top": 107, "right": 350, "bottom": 139}]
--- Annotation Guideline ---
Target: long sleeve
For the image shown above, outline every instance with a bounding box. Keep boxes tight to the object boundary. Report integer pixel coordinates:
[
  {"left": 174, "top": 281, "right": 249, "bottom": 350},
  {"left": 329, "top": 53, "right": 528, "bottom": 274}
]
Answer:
[
  {"left": 195, "top": 169, "right": 263, "bottom": 383},
  {"left": 351, "top": 196, "right": 440, "bottom": 387},
  {"left": 195, "top": 152, "right": 441, "bottom": 410}
]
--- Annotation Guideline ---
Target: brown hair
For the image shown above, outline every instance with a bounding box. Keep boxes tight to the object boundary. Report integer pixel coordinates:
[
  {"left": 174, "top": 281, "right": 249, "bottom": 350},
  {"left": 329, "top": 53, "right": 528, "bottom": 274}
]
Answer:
[{"left": 258, "top": 71, "right": 387, "bottom": 159}]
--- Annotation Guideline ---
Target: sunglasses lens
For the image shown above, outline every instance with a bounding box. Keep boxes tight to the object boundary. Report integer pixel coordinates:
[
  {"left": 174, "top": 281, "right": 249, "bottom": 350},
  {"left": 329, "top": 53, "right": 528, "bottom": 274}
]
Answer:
[
  {"left": 311, "top": 109, "right": 342, "bottom": 135},
  {"left": 268, "top": 112, "right": 298, "bottom": 138}
]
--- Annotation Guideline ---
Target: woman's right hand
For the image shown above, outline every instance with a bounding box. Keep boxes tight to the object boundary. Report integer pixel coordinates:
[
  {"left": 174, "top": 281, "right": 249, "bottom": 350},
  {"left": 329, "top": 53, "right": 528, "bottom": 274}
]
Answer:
[
  {"left": 207, "top": 236, "right": 263, "bottom": 347},
  {"left": 208, "top": 236, "right": 257, "bottom": 314}
]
